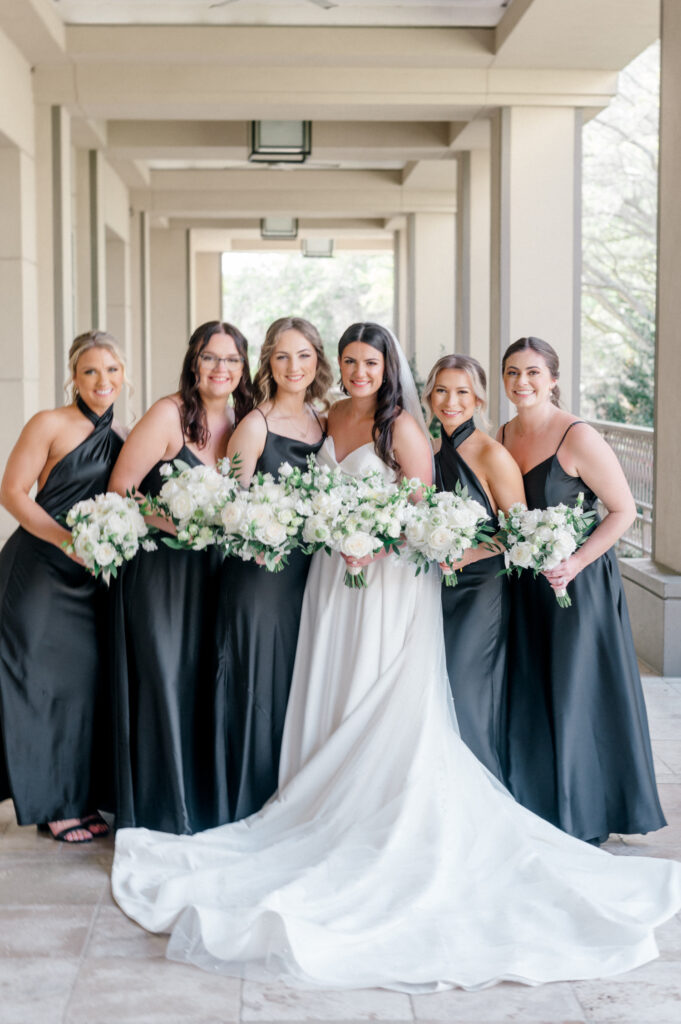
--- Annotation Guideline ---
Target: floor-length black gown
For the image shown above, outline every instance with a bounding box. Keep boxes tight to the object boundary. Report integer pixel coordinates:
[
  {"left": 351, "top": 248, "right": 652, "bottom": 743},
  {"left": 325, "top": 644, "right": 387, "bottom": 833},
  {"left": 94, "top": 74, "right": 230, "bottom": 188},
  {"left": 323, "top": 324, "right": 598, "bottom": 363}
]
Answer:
[
  {"left": 111, "top": 446, "right": 222, "bottom": 834},
  {"left": 436, "top": 418, "right": 510, "bottom": 782},
  {"left": 214, "top": 413, "right": 324, "bottom": 822},
  {"left": 503, "top": 421, "right": 666, "bottom": 842},
  {"left": 0, "top": 397, "right": 122, "bottom": 825}
]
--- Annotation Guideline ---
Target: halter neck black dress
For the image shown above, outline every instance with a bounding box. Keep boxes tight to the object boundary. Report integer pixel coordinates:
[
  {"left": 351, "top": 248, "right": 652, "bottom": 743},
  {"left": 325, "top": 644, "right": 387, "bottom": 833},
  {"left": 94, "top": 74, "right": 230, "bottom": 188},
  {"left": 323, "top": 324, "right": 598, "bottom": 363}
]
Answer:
[
  {"left": 435, "top": 419, "right": 509, "bottom": 782},
  {"left": 110, "top": 445, "right": 223, "bottom": 835},
  {"left": 0, "top": 398, "right": 122, "bottom": 825},
  {"left": 503, "top": 421, "right": 665, "bottom": 842},
  {"left": 214, "top": 411, "right": 325, "bottom": 822}
]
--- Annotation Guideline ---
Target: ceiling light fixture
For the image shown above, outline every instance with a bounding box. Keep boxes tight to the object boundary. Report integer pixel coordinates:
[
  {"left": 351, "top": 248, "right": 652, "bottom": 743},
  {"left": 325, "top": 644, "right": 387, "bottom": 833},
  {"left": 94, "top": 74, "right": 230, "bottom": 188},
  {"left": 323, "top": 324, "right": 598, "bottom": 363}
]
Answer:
[
  {"left": 249, "top": 121, "right": 311, "bottom": 164},
  {"left": 260, "top": 217, "right": 299, "bottom": 240}
]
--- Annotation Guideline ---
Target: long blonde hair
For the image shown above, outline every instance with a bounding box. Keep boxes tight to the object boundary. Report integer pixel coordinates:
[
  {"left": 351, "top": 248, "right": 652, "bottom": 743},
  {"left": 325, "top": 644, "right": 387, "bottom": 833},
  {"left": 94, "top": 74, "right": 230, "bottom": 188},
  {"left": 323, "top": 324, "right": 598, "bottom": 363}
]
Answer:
[
  {"left": 65, "top": 330, "right": 130, "bottom": 404},
  {"left": 253, "top": 317, "right": 333, "bottom": 407}
]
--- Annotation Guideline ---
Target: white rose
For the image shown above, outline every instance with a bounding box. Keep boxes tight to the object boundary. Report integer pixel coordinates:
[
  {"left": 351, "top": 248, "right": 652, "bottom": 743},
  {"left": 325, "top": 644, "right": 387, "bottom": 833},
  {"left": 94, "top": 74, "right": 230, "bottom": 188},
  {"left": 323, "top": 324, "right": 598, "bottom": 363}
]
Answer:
[
  {"left": 386, "top": 516, "right": 402, "bottom": 538},
  {"left": 276, "top": 507, "right": 294, "bottom": 525},
  {"left": 508, "top": 540, "right": 536, "bottom": 569},
  {"left": 303, "top": 516, "right": 331, "bottom": 544},
  {"left": 258, "top": 519, "right": 288, "bottom": 547},
  {"left": 340, "top": 531, "right": 379, "bottom": 560},
  {"left": 406, "top": 519, "right": 427, "bottom": 545},
  {"left": 94, "top": 541, "right": 118, "bottom": 567},
  {"left": 220, "top": 502, "right": 245, "bottom": 532},
  {"left": 427, "top": 525, "right": 454, "bottom": 556},
  {"left": 168, "top": 491, "right": 196, "bottom": 522},
  {"left": 533, "top": 525, "right": 555, "bottom": 544},
  {"left": 278, "top": 462, "right": 294, "bottom": 479},
  {"left": 247, "top": 504, "right": 274, "bottom": 529}
]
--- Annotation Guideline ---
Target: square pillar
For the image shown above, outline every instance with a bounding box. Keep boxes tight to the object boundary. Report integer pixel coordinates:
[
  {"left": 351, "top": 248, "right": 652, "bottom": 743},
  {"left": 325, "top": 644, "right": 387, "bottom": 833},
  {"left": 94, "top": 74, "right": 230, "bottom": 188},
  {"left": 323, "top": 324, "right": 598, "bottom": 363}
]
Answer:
[
  {"left": 406, "top": 212, "right": 456, "bottom": 378},
  {"left": 149, "top": 227, "right": 190, "bottom": 403},
  {"left": 624, "top": 0, "right": 681, "bottom": 676},
  {"left": 456, "top": 146, "right": 491, "bottom": 380},
  {"left": 0, "top": 145, "right": 39, "bottom": 543},
  {"left": 490, "top": 106, "right": 582, "bottom": 427}
]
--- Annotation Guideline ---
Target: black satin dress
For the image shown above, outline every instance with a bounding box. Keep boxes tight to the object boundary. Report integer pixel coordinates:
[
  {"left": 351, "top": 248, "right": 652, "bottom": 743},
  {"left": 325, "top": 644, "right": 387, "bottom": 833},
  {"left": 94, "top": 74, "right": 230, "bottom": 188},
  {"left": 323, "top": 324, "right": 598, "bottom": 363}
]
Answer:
[
  {"left": 110, "top": 446, "right": 222, "bottom": 834},
  {"left": 504, "top": 422, "right": 666, "bottom": 842},
  {"left": 435, "top": 419, "right": 509, "bottom": 782},
  {"left": 0, "top": 398, "right": 122, "bottom": 825},
  {"left": 215, "top": 417, "right": 324, "bottom": 822}
]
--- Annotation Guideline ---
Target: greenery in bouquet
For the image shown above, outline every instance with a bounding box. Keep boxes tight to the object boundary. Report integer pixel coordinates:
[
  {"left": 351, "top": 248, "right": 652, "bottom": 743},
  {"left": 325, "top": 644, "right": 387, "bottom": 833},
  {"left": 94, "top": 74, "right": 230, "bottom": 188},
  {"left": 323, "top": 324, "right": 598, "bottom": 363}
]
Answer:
[
  {"left": 403, "top": 481, "right": 493, "bottom": 587},
  {"left": 497, "top": 494, "right": 597, "bottom": 607},
  {"left": 63, "top": 491, "right": 156, "bottom": 584}
]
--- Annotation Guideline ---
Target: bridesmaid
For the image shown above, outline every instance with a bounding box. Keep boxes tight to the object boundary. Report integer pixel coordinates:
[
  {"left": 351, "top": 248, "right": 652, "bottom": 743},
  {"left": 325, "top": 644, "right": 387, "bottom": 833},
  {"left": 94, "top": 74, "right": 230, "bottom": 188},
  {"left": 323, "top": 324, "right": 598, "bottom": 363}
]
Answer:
[
  {"left": 108, "top": 321, "right": 252, "bottom": 834},
  {"left": 0, "top": 330, "right": 126, "bottom": 842},
  {"left": 215, "top": 316, "right": 332, "bottom": 821},
  {"left": 423, "top": 354, "right": 524, "bottom": 781},
  {"left": 499, "top": 335, "right": 665, "bottom": 843}
]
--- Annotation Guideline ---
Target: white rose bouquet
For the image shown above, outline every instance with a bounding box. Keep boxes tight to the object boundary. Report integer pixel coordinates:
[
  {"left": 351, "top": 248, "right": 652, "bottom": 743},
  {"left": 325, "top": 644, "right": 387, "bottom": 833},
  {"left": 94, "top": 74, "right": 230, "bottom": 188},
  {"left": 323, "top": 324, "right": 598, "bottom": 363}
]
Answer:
[
  {"left": 403, "top": 482, "right": 493, "bottom": 587},
  {"left": 64, "top": 491, "right": 156, "bottom": 584},
  {"left": 153, "top": 457, "right": 241, "bottom": 551},
  {"left": 299, "top": 466, "right": 416, "bottom": 589},
  {"left": 217, "top": 465, "right": 306, "bottom": 572},
  {"left": 497, "top": 494, "right": 597, "bottom": 607}
]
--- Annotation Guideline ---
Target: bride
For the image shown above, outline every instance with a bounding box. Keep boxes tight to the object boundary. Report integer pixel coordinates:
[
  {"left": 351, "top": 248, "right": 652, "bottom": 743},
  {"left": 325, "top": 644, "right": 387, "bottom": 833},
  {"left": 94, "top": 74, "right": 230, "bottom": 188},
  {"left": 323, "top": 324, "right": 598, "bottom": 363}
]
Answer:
[{"left": 113, "top": 323, "right": 681, "bottom": 992}]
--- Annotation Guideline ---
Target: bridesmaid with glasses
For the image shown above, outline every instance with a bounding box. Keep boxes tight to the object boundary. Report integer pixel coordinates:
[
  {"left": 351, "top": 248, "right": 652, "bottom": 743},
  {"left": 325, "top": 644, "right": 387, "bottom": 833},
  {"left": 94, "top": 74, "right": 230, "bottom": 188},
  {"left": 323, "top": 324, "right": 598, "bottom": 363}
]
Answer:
[
  {"left": 499, "top": 335, "right": 665, "bottom": 844},
  {"left": 108, "top": 321, "right": 253, "bottom": 834},
  {"left": 0, "top": 331, "right": 126, "bottom": 843},
  {"left": 423, "top": 354, "right": 524, "bottom": 781}
]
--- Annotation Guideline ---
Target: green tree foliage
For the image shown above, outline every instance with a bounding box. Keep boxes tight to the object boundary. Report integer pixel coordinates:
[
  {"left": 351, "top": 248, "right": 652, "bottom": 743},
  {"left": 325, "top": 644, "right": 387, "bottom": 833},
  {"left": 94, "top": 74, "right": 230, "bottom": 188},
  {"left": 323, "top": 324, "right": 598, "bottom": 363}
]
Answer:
[
  {"left": 221, "top": 250, "right": 394, "bottom": 365},
  {"left": 581, "top": 43, "right": 659, "bottom": 426}
]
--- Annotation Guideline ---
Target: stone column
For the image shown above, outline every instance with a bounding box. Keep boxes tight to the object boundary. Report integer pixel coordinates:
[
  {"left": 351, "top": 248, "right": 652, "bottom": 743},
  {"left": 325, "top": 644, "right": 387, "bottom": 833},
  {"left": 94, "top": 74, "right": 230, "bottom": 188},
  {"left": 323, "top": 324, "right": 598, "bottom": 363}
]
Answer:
[
  {"left": 489, "top": 106, "right": 582, "bottom": 427},
  {"left": 0, "top": 145, "right": 39, "bottom": 544},
  {"left": 456, "top": 147, "right": 491, "bottom": 380},
  {"left": 620, "top": 0, "right": 681, "bottom": 675},
  {"left": 193, "top": 250, "right": 222, "bottom": 327},
  {"left": 149, "top": 227, "right": 190, "bottom": 403},
  {"left": 406, "top": 212, "right": 456, "bottom": 379},
  {"left": 130, "top": 209, "right": 151, "bottom": 415}
]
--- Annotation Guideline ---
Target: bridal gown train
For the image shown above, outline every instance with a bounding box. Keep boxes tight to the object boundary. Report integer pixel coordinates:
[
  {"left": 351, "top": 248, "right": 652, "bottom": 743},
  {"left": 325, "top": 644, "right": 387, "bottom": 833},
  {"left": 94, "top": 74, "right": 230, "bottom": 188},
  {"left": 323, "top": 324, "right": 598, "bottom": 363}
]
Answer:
[{"left": 113, "top": 437, "right": 681, "bottom": 992}]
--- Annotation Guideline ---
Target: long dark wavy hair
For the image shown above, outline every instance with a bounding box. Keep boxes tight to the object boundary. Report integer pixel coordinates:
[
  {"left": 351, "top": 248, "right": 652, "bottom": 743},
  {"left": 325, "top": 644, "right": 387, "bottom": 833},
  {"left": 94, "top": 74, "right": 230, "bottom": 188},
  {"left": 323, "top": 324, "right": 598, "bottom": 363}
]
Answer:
[
  {"left": 338, "top": 322, "right": 403, "bottom": 474},
  {"left": 179, "top": 321, "right": 253, "bottom": 446},
  {"left": 502, "top": 336, "right": 561, "bottom": 407}
]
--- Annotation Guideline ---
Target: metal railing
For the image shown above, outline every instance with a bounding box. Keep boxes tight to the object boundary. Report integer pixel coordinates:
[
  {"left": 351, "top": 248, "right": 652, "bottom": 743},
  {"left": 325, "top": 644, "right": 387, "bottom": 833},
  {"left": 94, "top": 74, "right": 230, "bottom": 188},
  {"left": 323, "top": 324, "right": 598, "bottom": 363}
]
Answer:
[{"left": 586, "top": 419, "right": 654, "bottom": 556}]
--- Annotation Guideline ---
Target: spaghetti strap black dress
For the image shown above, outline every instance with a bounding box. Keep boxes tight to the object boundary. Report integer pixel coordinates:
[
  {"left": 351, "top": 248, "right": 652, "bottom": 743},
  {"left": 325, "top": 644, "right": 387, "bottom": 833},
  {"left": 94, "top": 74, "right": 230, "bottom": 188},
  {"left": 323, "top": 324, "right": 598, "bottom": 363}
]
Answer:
[
  {"left": 436, "top": 418, "right": 509, "bottom": 782},
  {"left": 110, "top": 446, "right": 223, "bottom": 834},
  {"left": 504, "top": 421, "right": 666, "bottom": 842},
  {"left": 0, "top": 397, "right": 122, "bottom": 825},
  {"left": 214, "top": 412, "right": 324, "bottom": 822}
]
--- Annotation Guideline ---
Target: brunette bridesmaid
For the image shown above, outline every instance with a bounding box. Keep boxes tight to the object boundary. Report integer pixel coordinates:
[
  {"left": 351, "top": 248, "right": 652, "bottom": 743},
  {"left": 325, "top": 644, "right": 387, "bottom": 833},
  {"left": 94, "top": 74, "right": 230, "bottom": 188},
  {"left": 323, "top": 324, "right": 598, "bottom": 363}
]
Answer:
[
  {"left": 0, "top": 331, "right": 126, "bottom": 842},
  {"left": 108, "top": 321, "right": 252, "bottom": 834},
  {"left": 215, "top": 316, "right": 333, "bottom": 821},
  {"left": 499, "top": 336, "right": 665, "bottom": 843},
  {"left": 423, "top": 354, "right": 524, "bottom": 781}
]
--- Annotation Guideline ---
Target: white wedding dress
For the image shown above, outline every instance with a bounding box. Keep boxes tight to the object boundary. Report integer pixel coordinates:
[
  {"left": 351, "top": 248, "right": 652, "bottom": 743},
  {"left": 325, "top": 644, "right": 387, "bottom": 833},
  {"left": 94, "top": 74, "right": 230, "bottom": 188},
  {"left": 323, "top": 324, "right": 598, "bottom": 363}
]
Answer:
[{"left": 113, "top": 438, "right": 681, "bottom": 992}]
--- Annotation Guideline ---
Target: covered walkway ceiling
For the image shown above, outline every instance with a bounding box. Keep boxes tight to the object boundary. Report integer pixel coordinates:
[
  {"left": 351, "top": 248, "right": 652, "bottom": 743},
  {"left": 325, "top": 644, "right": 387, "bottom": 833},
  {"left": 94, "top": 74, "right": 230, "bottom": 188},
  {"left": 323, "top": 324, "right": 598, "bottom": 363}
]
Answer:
[{"left": 0, "top": 0, "right": 659, "bottom": 242}]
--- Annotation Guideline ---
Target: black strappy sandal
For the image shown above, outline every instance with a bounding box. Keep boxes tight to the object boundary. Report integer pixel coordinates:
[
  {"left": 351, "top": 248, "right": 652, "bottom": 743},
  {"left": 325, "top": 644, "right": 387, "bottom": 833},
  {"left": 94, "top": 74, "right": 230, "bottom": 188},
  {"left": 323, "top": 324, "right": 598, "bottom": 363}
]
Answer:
[{"left": 37, "top": 822, "right": 93, "bottom": 843}]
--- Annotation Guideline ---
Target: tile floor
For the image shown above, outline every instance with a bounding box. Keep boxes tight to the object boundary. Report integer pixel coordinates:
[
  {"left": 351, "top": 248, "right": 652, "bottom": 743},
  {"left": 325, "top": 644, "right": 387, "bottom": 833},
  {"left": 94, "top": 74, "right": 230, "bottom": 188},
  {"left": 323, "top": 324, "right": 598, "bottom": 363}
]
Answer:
[{"left": 1, "top": 677, "right": 680, "bottom": 1024}]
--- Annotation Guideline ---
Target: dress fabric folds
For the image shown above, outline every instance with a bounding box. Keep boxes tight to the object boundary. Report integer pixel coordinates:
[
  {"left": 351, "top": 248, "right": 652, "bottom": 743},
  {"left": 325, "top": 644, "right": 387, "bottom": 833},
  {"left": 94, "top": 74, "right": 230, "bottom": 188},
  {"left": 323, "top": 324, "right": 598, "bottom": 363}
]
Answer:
[
  {"left": 113, "top": 438, "right": 681, "bottom": 993},
  {"left": 0, "top": 398, "right": 122, "bottom": 824},
  {"left": 435, "top": 418, "right": 509, "bottom": 781},
  {"left": 214, "top": 422, "right": 324, "bottom": 822},
  {"left": 505, "top": 422, "right": 666, "bottom": 842},
  {"left": 111, "top": 447, "right": 222, "bottom": 835}
]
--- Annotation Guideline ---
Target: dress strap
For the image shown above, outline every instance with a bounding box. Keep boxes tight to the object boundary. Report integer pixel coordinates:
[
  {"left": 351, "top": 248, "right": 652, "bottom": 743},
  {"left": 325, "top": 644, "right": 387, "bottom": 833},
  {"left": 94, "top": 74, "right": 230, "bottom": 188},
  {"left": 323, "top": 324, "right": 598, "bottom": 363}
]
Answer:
[
  {"left": 555, "top": 420, "right": 585, "bottom": 454},
  {"left": 310, "top": 405, "right": 325, "bottom": 437},
  {"left": 501, "top": 422, "right": 507, "bottom": 445},
  {"left": 255, "top": 406, "right": 269, "bottom": 431}
]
